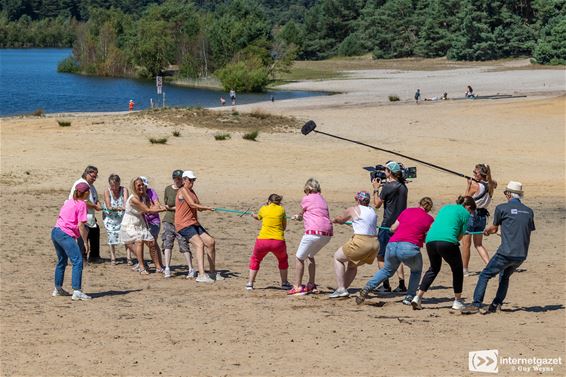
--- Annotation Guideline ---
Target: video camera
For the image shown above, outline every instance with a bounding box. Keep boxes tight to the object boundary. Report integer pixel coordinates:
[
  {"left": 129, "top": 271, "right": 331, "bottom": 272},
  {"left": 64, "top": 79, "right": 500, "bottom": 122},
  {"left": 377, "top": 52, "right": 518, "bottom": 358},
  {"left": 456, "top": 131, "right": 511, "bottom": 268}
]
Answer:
[{"left": 363, "top": 162, "right": 417, "bottom": 182}]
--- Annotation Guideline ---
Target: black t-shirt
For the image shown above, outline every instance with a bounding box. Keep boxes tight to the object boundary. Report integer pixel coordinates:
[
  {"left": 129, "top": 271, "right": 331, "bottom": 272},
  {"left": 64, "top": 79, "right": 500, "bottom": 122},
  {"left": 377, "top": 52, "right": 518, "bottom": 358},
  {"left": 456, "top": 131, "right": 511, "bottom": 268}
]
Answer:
[
  {"left": 379, "top": 181, "right": 408, "bottom": 227},
  {"left": 493, "top": 199, "right": 535, "bottom": 259}
]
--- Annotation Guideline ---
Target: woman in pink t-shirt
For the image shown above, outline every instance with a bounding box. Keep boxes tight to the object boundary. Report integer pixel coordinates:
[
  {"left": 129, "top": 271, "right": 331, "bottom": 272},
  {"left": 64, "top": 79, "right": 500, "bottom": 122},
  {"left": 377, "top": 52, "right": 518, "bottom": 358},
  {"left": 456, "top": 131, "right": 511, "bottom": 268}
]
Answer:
[
  {"left": 51, "top": 182, "right": 92, "bottom": 301},
  {"left": 356, "top": 197, "right": 434, "bottom": 306},
  {"left": 288, "top": 178, "right": 333, "bottom": 295}
]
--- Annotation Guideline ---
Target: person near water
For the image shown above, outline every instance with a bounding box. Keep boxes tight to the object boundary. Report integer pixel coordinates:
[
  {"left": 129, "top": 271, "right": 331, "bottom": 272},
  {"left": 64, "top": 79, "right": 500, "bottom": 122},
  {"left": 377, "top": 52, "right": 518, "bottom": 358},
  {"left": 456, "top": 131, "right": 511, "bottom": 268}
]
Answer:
[
  {"left": 162, "top": 170, "right": 195, "bottom": 279},
  {"left": 288, "top": 179, "right": 333, "bottom": 295},
  {"left": 129, "top": 99, "right": 135, "bottom": 111},
  {"left": 462, "top": 164, "right": 496, "bottom": 275},
  {"left": 230, "top": 89, "right": 236, "bottom": 105},
  {"left": 329, "top": 191, "right": 379, "bottom": 299},
  {"left": 119, "top": 177, "right": 166, "bottom": 275},
  {"left": 220, "top": 97, "right": 226, "bottom": 106},
  {"left": 175, "top": 170, "right": 221, "bottom": 283},
  {"left": 462, "top": 182, "right": 535, "bottom": 315},
  {"left": 102, "top": 174, "right": 131, "bottom": 265},
  {"left": 70, "top": 166, "right": 102, "bottom": 263},
  {"left": 465, "top": 86, "right": 475, "bottom": 98},
  {"left": 140, "top": 176, "right": 164, "bottom": 271},
  {"left": 246, "top": 194, "right": 292, "bottom": 291},
  {"left": 52, "top": 182, "right": 92, "bottom": 301},
  {"left": 356, "top": 197, "right": 434, "bottom": 306},
  {"left": 414, "top": 89, "right": 421, "bottom": 104},
  {"left": 372, "top": 161, "right": 409, "bottom": 293},
  {"left": 411, "top": 196, "right": 476, "bottom": 311}
]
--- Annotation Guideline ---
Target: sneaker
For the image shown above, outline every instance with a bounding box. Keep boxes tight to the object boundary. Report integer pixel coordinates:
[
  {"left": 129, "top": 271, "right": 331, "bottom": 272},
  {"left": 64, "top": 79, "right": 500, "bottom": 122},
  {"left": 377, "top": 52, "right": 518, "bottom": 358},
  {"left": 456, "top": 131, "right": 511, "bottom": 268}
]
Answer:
[
  {"left": 211, "top": 272, "right": 225, "bottom": 281},
  {"left": 411, "top": 296, "right": 422, "bottom": 310},
  {"left": 402, "top": 295, "right": 413, "bottom": 305},
  {"left": 52, "top": 287, "right": 71, "bottom": 297},
  {"left": 462, "top": 305, "right": 480, "bottom": 315},
  {"left": 452, "top": 300, "right": 465, "bottom": 310},
  {"left": 375, "top": 285, "right": 392, "bottom": 293},
  {"left": 72, "top": 290, "right": 92, "bottom": 301},
  {"left": 305, "top": 282, "right": 319, "bottom": 293},
  {"left": 480, "top": 303, "right": 501, "bottom": 315},
  {"left": 463, "top": 268, "right": 470, "bottom": 277},
  {"left": 245, "top": 282, "right": 254, "bottom": 291},
  {"left": 287, "top": 285, "right": 307, "bottom": 296},
  {"left": 186, "top": 268, "right": 197, "bottom": 279},
  {"left": 281, "top": 281, "right": 293, "bottom": 290},
  {"left": 131, "top": 263, "right": 140, "bottom": 272},
  {"left": 329, "top": 288, "right": 349, "bottom": 299},
  {"left": 195, "top": 274, "right": 215, "bottom": 283},
  {"left": 164, "top": 268, "right": 171, "bottom": 278},
  {"left": 355, "top": 288, "right": 369, "bottom": 305}
]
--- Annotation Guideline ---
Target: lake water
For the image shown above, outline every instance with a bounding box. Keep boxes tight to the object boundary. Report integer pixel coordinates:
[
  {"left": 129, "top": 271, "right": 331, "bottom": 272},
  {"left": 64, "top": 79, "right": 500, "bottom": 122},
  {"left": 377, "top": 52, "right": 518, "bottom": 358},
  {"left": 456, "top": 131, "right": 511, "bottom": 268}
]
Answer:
[{"left": 0, "top": 49, "right": 324, "bottom": 116}]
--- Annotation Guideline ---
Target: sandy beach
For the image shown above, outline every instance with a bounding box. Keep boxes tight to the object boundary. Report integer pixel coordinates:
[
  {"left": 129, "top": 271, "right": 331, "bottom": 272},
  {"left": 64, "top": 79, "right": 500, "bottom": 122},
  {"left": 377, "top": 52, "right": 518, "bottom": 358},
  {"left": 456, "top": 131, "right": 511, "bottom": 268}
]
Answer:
[{"left": 1, "top": 63, "right": 564, "bottom": 376}]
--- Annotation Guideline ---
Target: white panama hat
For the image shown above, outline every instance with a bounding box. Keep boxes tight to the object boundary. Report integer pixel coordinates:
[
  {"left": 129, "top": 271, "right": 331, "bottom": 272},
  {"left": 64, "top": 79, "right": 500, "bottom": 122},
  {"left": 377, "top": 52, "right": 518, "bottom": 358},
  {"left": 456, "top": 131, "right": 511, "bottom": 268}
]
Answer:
[{"left": 504, "top": 181, "right": 523, "bottom": 195}]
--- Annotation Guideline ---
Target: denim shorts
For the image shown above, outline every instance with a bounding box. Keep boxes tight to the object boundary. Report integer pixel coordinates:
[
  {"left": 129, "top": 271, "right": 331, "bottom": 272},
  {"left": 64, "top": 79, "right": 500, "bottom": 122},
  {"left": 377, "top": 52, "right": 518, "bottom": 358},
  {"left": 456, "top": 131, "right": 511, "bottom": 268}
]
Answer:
[
  {"left": 178, "top": 224, "right": 208, "bottom": 240},
  {"left": 466, "top": 212, "right": 487, "bottom": 233}
]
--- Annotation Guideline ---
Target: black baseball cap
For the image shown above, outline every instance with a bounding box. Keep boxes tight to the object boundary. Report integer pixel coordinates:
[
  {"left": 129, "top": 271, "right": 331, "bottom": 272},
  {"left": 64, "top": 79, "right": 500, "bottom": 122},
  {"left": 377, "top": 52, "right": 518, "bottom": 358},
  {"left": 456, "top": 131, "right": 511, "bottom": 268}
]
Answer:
[{"left": 172, "top": 169, "right": 184, "bottom": 178}]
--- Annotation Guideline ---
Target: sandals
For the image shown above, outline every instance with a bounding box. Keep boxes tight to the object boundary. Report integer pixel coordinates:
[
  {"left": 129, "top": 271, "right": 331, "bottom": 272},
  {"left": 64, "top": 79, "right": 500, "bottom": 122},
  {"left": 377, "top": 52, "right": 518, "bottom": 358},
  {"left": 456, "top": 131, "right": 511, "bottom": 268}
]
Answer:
[
  {"left": 126, "top": 259, "right": 134, "bottom": 266},
  {"left": 139, "top": 269, "right": 149, "bottom": 275},
  {"left": 110, "top": 259, "right": 117, "bottom": 266}
]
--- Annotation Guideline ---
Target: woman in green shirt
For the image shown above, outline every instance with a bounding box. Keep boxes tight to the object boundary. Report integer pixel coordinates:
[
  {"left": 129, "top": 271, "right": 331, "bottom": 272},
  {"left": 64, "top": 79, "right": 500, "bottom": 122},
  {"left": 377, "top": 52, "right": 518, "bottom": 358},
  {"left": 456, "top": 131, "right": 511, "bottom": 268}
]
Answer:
[{"left": 411, "top": 196, "right": 476, "bottom": 311}]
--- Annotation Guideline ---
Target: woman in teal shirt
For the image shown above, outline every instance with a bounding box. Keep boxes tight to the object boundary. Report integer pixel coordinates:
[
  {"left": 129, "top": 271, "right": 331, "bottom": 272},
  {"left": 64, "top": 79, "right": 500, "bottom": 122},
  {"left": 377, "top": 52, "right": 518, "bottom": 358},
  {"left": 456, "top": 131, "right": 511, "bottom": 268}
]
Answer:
[{"left": 411, "top": 196, "right": 476, "bottom": 311}]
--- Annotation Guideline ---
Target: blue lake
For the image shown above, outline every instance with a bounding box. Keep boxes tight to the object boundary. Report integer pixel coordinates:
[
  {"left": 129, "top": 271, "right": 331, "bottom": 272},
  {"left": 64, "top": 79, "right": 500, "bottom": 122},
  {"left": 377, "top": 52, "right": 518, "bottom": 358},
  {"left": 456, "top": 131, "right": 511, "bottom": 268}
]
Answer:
[{"left": 0, "top": 49, "right": 323, "bottom": 116}]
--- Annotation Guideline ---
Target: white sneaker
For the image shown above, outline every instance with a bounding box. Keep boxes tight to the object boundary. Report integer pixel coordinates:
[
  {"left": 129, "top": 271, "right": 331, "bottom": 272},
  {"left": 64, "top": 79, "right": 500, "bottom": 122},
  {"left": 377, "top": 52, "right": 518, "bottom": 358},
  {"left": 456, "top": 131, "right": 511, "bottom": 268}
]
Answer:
[
  {"left": 52, "top": 287, "right": 71, "bottom": 297},
  {"left": 72, "top": 290, "right": 92, "bottom": 301},
  {"left": 411, "top": 296, "right": 422, "bottom": 310},
  {"left": 452, "top": 300, "right": 465, "bottom": 310},
  {"left": 463, "top": 268, "right": 470, "bottom": 277},
  {"left": 211, "top": 272, "right": 225, "bottom": 281},
  {"left": 186, "top": 268, "right": 197, "bottom": 279},
  {"left": 195, "top": 274, "right": 215, "bottom": 283},
  {"left": 328, "top": 288, "right": 349, "bottom": 299},
  {"left": 164, "top": 268, "right": 171, "bottom": 278}
]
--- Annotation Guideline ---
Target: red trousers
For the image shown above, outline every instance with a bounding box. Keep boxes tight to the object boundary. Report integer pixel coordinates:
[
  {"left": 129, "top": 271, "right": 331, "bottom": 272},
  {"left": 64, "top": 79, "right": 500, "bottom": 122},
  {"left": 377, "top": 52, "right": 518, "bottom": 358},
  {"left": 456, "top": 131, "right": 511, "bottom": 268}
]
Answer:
[{"left": 249, "top": 238, "right": 288, "bottom": 271}]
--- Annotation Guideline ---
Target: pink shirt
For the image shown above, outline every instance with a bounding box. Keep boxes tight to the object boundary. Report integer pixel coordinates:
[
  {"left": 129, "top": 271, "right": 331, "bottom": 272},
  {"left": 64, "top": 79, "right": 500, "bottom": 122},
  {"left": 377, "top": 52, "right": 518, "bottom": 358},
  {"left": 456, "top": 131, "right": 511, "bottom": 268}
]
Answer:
[
  {"left": 55, "top": 199, "right": 88, "bottom": 238},
  {"left": 389, "top": 207, "right": 434, "bottom": 248},
  {"left": 301, "top": 193, "right": 333, "bottom": 235}
]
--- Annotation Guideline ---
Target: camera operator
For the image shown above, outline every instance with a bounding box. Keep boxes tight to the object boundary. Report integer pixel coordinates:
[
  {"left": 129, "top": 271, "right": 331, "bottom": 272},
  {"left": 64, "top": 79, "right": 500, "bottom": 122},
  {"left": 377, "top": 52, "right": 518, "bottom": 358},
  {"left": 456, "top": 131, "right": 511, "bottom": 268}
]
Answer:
[{"left": 372, "top": 161, "right": 408, "bottom": 292}]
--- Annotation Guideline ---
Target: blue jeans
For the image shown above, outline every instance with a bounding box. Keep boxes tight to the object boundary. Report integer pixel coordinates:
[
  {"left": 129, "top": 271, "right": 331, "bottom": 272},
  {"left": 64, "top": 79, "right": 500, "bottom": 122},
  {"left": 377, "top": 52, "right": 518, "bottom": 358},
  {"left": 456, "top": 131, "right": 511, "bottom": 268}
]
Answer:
[
  {"left": 472, "top": 253, "right": 524, "bottom": 307},
  {"left": 52, "top": 227, "right": 83, "bottom": 290},
  {"left": 365, "top": 242, "right": 423, "bottom": 296}
]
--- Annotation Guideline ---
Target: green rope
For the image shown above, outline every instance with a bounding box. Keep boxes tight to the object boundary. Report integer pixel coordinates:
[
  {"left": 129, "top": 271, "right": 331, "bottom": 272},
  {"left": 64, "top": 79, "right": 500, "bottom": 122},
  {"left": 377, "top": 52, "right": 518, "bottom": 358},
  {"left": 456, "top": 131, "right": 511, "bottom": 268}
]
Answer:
[{"left": 466, "top": 231, "right": 485, "bottom": 235}]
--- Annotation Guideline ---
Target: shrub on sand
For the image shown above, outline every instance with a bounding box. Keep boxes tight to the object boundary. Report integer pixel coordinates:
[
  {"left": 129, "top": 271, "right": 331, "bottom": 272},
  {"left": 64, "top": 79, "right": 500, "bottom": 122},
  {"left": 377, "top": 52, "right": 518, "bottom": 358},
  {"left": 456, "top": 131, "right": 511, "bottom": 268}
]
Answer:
[
  {"left": 214, "top": 133, "right": 231, "bottom": 141},
  {"left": 243, "top": 130, "right": 259, "bottom": 141},
  {"left": 57, "top": 120, "right": 71, "bottom": 127},
  {"left": 148, "top": 137, "right": 168, "bottom": 144}
]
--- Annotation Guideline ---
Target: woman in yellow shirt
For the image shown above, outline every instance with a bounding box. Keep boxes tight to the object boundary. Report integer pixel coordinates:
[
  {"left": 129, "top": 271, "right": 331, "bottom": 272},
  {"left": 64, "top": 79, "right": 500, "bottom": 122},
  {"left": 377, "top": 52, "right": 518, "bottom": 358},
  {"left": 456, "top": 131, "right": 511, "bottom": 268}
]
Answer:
[{"left": 246, "top": 194, "right": 292, "bottom": 290}]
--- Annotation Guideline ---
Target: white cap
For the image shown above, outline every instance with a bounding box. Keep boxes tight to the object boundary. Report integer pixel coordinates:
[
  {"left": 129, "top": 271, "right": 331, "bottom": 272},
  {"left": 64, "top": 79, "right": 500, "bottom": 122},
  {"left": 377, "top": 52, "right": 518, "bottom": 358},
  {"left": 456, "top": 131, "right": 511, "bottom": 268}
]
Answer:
[
  {"left": 505, "top": 181, "right": 523, "bottom": 195},
  {"left": 182, "top": 171, "right": 197, "bottom": 179},
  {"left": 139, "top": 176, "right": 149, "bottom": 186}
]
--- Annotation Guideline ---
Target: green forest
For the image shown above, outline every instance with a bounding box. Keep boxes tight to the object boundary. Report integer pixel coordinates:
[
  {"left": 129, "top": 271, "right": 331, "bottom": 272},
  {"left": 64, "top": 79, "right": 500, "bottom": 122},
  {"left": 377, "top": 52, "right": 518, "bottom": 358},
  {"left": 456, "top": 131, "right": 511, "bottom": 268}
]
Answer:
[{"left": 1, "top": 0, "right": 565, "bottom": 91}]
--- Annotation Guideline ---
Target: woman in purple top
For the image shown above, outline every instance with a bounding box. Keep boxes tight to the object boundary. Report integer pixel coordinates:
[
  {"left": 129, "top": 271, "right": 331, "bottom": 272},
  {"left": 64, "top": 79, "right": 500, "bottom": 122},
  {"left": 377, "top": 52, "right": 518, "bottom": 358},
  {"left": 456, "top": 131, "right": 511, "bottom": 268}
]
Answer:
[
  {"left": 140, "top": 176, "right": 164, "bottom": 271},
  {"left": 51, "top": 182, "right": 92, "bottom": 301},
  {"left": 288, "top": 178, "right": 333, "bottom": 296},
  {"left": 356, "top": 197, "right": 434, "bottom": 306}
]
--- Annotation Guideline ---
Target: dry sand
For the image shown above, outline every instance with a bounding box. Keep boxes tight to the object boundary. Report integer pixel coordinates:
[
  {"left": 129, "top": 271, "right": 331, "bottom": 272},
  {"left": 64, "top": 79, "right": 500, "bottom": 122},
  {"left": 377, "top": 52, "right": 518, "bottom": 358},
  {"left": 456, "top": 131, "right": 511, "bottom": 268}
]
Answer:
[{"left": 1, "top": 65, "right": 565, "bottom": 376}]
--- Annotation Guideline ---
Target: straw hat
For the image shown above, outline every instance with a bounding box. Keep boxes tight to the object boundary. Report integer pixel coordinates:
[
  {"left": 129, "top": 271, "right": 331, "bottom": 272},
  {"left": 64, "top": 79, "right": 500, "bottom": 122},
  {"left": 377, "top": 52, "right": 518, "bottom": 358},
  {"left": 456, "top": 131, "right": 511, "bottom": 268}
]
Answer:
[{"left": 504, "top": 181, "right": 523, "bottom": 195}]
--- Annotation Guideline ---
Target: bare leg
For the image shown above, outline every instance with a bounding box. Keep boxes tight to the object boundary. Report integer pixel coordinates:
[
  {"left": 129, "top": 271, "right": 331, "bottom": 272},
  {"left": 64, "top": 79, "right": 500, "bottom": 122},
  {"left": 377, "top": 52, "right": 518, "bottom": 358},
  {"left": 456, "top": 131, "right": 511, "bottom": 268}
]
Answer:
[
  {"left": 294, "top": 257, "right": 305, "bottom": 288},
  {"left": 248, "top": 269, "right": 258, "bottom": 285},
  {"left": 147, "top": 241, "right": 163, "bottom": 270},
  {"left": 182, "top": 252, "right": 194, "bottom": 270},
  {"left": 344, "top": 263, "right": 358, "bottom": 289},
  {"left": 279, "top": 269, "right": 288, "bottom": 285},
  {"left": 333, "top": 248, "right": 348, "bottom": 290},
  {"left": 461, "top": 235, "right": 472, "bottom": 270},
  {"left": 200, "top": 232, "right": 216, "bottom": 273},
  {"left": 133, "top": 241, "right": 145, "bottom": 270},
  {"left": 163, "top": 249, "right": 172, "bottom": 269},
  {"left": 396, "top": 264, "right": 405, "bottom": 280},
  {"left": 126, "top": 244, "right": 133, "bottom": 263},
  {"left": 190, "top": 235, "right": 206, "bottom": 276},
  {"left": 109, "top": 245, "right": 116, "bottom": 263},
  {"left": 307, "top": 257, "right": 316, "bottom": 285},
  {"left": 473, "top": 234, "right": 490, "bottom": 264}
]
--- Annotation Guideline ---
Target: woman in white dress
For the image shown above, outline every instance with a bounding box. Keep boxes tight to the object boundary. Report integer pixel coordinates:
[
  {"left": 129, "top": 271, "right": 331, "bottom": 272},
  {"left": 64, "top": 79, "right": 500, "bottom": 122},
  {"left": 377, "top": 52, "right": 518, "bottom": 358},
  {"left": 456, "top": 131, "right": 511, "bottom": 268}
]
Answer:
[{"left": 120, "top": 177, "right": 166, "bottom": 274}]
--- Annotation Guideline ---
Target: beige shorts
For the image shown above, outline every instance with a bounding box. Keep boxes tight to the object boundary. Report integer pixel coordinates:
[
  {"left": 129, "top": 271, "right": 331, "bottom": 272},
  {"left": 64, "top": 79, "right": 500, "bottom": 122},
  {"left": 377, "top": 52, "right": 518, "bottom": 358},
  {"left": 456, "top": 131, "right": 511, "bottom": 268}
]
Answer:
[{"left": 342, "top": 234, "right": 379, "bottom": 266}]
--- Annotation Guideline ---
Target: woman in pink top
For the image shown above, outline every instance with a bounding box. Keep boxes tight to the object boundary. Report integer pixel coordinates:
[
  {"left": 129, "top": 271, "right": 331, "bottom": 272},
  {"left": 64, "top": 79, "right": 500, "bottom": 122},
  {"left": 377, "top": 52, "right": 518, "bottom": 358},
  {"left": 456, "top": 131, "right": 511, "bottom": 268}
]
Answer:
[
  {"left": 288, "top": 178, "right": 333, "bottom": 295},
  {"left": 51, "top": 182, "right": 92, "bottom": 301},
  {"left": 356, "top": 197, "right": 434, "bottom": 306}
]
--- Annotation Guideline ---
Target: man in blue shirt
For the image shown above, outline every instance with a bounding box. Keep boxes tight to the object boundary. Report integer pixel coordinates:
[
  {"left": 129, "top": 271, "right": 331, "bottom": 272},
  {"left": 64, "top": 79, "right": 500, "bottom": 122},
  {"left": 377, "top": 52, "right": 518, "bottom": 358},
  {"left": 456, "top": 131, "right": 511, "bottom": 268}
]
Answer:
[{"left": 463, "top": 181, "right": 535, "bottom": 314}]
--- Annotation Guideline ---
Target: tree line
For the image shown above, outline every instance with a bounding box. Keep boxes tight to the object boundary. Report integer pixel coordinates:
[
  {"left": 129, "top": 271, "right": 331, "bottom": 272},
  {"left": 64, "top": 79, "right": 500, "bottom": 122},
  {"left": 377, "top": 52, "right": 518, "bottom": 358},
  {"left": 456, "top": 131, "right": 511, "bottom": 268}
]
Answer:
[{"left": 1, "top": 0, "right": 564, "bottom": 91}]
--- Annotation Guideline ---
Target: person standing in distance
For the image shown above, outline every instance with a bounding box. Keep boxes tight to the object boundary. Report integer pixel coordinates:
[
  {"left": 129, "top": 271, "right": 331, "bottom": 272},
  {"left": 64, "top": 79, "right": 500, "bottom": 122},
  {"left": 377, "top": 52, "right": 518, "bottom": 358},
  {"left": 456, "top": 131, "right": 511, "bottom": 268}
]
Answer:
[
  {"left": 70, "top": 165, "right": 102, "bottom": 263},
  {"left": 372, "top": 161, "right": 408, "bottom": 292},
  {"left": 462, "top": 182, "right": 535, "bottom": 315}
]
